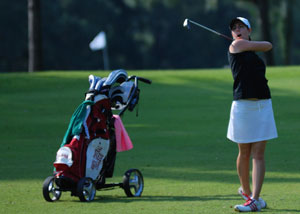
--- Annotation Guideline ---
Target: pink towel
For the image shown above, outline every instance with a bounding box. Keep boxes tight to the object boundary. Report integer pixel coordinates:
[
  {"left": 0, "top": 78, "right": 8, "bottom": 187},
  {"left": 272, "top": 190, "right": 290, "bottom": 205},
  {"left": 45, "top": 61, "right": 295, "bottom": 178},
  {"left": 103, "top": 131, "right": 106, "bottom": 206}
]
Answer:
[{"left": 113, "top": 115, "right": 133, "bottom": 152}]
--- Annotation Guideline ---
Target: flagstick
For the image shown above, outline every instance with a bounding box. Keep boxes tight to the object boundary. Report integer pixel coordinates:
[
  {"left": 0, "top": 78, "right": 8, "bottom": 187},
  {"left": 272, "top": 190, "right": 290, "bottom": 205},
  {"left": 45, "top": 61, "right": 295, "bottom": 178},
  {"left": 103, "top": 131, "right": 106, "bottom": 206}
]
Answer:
[{"left": 103, "top": 46, "right": 109, "bottom": 70}]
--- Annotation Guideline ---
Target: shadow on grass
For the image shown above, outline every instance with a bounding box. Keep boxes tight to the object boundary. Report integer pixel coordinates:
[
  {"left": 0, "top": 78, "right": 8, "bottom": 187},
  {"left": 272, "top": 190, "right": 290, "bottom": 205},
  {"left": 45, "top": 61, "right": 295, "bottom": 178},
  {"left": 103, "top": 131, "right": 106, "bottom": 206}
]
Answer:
[
  {"left": 93, "top": 195, "right": 300, "bottom": 213},
  {"left": 93, "top": 194, "right": 239, "bottom": 203},
  {"left": 265, "top": 208, "right": 300, "bottom": 213}
]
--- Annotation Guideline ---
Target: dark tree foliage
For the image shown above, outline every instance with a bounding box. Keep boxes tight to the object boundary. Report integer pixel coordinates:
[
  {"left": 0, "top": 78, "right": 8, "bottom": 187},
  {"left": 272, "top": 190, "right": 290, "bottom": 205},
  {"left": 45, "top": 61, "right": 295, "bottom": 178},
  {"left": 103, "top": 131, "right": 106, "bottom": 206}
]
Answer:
[
  {"left": 255, "top": 0, "right": 275, "bottom": 65},
  {"left": 0, "top": 0, "right": 298, "bottom": 72},
  {"left": 278, "top": 0, "right": 294, "bottom": 65},
  {"left": 0, "top": 1, "right": 27, "bottom": 71},
  {"left": 38, "top": 0, "right": 249, "bottom": 70}
]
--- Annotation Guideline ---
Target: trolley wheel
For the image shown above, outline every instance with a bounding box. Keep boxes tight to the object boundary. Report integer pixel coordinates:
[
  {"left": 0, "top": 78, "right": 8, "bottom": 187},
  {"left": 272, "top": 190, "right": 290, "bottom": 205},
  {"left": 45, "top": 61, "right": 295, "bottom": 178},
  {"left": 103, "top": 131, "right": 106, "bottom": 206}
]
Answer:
[
  {"left": 123, "top": 169, "right": 144, "bottom": 197},
  {"left": 77, "top": 177, "right": 96, "bottom": 202},
  {"left": 42, "top": 176, "right": 62, "bottom": 202}
]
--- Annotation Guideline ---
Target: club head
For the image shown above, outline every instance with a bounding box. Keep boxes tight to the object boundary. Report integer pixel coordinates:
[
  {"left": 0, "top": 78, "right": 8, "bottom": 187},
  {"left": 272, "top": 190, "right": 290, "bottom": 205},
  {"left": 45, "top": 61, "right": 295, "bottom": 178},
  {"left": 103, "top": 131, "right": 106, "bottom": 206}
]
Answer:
[{"left": 183, "top": 19, "right": 190, "bottom": 30}]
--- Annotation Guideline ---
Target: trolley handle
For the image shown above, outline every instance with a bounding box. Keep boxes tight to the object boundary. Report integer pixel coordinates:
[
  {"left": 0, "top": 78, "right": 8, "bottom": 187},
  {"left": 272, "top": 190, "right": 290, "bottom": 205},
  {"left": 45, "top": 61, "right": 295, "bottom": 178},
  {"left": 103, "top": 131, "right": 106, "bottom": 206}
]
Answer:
[
  {"left": 128, "top": 76, "right": 152, "bottom": 85},
  {"left": 137, "top": 77, "right": 152, "bottom": 84}
]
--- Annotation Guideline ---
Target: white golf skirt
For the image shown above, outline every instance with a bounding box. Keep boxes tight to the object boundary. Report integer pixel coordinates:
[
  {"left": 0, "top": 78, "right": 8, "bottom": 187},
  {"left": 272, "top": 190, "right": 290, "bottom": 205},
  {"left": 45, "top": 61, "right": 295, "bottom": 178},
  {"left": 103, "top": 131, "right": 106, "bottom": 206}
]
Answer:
[{"left": 227, "top": 99, "right": 278, "bottom": 143}]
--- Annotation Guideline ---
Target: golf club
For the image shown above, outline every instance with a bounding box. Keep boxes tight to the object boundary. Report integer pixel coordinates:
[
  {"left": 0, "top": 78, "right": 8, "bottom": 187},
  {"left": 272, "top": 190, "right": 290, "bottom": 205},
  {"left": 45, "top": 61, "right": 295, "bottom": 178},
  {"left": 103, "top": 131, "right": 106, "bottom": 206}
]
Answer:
[{"left": 183, "top": 18, "right": 232, "bottom": 41}]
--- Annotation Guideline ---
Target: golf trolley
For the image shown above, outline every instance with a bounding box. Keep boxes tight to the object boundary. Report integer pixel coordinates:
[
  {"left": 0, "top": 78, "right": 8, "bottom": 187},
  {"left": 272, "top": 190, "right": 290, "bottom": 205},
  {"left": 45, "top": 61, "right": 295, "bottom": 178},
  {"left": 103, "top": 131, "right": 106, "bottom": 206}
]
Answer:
[{"left": 42, "top": 69, "right": 151, "bottom": 202}]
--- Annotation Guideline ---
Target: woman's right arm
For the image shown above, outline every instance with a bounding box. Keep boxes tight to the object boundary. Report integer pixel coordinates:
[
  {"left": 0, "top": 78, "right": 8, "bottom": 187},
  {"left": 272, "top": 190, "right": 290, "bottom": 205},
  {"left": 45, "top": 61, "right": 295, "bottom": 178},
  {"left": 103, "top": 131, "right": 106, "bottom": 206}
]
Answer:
[{"left": 229, "top": 39, "right": 272, "bottom": 53}]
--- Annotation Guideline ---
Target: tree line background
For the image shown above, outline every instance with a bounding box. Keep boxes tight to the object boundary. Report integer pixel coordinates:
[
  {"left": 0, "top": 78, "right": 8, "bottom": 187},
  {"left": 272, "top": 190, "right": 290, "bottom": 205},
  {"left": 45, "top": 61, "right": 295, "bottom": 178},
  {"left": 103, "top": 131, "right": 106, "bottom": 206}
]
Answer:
[{"left": 1, "top": 0, "right": 298, "bottom": 72}]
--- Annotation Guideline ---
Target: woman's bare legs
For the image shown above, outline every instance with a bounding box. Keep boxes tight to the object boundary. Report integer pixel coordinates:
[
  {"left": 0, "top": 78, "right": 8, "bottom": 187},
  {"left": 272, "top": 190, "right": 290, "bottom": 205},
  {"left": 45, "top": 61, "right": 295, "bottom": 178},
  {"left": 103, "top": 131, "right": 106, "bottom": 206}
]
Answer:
[
  {"left": 251, "top": 141, "right": 267, "bottom": 200},
  {"left": 237, "top": 141, "right": 267, "bottom": 199},
  {"left": 237, "top": 143, "right": 252, "bottom": 196}
]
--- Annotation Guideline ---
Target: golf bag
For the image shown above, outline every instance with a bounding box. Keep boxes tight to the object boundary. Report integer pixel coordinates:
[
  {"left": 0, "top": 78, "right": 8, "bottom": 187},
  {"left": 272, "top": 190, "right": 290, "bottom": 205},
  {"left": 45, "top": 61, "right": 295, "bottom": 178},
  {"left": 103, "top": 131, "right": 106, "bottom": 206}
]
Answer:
[
  {"left": 53, "top": 92, "right": 112, "bottom": 182},
  {"left": 43, "top": 69, "right": 151, "bottom": 202}
]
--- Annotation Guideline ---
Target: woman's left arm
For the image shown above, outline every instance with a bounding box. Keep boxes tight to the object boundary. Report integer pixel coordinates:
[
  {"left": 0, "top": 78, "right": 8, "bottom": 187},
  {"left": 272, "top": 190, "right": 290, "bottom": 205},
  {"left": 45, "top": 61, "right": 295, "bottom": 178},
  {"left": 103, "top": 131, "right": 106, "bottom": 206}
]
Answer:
[{"left": 230, "top": 39, "right": 272, "bottom": 53}]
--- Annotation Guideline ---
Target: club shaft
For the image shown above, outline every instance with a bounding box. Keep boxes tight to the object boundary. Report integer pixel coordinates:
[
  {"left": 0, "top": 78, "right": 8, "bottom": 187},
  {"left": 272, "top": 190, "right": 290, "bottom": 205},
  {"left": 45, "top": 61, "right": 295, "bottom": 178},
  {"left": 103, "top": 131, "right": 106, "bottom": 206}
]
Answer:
[{"left": 188, "top": 20, "right": 232, "bottom": 41}]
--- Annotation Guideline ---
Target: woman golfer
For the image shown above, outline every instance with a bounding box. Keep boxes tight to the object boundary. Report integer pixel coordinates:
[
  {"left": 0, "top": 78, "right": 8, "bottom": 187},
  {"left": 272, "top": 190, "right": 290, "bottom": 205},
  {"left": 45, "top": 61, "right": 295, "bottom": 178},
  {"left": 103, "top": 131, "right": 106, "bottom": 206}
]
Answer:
[{"left": 227, "top": 17, "right": 278, "bottom": 212}]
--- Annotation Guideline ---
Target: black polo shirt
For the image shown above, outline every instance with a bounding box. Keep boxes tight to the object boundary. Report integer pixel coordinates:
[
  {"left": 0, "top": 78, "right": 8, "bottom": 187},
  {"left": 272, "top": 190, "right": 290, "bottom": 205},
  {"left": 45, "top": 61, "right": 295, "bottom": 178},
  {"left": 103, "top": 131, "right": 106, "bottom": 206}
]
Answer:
[{"left": 228, "top": 51, "right": 271, "bottom": 100}]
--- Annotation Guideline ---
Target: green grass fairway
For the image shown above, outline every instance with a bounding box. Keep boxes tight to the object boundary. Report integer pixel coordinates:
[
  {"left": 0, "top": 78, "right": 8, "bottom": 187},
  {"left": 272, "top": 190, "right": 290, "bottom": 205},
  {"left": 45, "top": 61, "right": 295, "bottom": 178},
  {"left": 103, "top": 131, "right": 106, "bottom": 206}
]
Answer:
[{"left": 1, "top": 67, "right": 300, "bottom": 213}]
